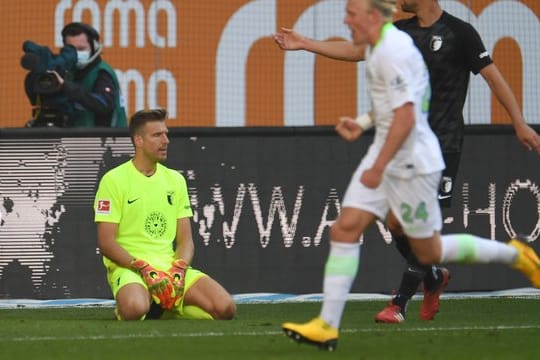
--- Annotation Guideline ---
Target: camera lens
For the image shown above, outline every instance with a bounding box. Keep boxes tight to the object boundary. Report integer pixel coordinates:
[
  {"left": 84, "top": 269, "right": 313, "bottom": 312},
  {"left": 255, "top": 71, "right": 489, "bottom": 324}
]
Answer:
[{"left": 36, "top": 73, "right": 59, "bottom": 93}]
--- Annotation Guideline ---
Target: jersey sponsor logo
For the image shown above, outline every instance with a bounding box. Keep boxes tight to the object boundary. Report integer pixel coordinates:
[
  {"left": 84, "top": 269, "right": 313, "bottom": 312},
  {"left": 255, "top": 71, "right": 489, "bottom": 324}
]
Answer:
[
  {"left": 430, "top": 35, "right": 443, "bottom": 52},
  {"left": 127, "top": 198, "right": 140, "bottom": 204},
  {"left": 97, "top": 200, "right": 111, "bottom": 214},
  {"left": 438, "top": 194, "right": 452, "bottom": 200}
]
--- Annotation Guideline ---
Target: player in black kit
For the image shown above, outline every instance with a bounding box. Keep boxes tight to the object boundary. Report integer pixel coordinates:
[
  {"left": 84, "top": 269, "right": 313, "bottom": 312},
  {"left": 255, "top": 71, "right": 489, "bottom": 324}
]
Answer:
[{"left": 273, "top": 0, "right": 540, "bottom": 323}]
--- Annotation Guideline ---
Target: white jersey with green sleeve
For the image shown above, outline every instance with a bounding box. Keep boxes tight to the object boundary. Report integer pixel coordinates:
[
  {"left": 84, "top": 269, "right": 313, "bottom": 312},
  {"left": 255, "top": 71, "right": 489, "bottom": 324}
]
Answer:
[
  {"left": 94, "top": 160, "right": 193, "bottom": 266},
  {"left": 364, "top": 23, "right": 445, "bottom": 178}
]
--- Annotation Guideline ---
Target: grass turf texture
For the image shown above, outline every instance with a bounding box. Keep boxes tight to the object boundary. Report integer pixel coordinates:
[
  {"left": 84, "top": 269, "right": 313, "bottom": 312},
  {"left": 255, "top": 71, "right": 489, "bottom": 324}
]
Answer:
[{"left": 0, "top": 298, "right": 539, "bottom": 359}]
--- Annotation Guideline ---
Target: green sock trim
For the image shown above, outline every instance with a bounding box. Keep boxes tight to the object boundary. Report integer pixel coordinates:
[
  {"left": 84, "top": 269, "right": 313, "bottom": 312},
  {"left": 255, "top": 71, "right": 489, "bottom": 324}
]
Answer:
[
  {"left": 325, "top": 255, "right": 359, "bottom": 277},
  {"left": 456, "top": 234, "right": 477, "bottom": 263}
]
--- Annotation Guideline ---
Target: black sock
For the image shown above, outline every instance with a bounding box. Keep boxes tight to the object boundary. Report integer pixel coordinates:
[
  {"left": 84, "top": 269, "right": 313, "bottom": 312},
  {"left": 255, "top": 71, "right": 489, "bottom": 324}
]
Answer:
[
  {"left": 392, "top": 234, "right": 430, "bottom": 313},
  {"left": 423, "top": 266, "right": 443, "bottom": 292},
  {"left": 393, "top": 234, "right": 412, "bottom": 259},
  {"left": 393, "top": 262, "right": 427, "bottom": 313}
]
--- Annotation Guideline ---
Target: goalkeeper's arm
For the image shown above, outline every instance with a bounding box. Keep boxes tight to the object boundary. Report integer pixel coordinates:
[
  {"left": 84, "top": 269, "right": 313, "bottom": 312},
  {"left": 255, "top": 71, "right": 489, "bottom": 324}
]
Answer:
[
  {"left": 166, "top": 217, "right": 196, "bottom": 306},
  {"left": 97, "top": 221, "right": 138, "bottom": 268},
  {"left": 173, "top": 217, "right": 195, "bottom": 264},
  {"left": 97, "top": 222, "right": 176, "bottom": 308}
]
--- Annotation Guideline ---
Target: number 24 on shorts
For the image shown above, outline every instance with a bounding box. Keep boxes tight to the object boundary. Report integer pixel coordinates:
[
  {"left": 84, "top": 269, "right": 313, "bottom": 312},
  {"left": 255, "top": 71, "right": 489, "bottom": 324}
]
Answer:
[{"left": 400, "top": 201, "right": 428, "bottom": 223}]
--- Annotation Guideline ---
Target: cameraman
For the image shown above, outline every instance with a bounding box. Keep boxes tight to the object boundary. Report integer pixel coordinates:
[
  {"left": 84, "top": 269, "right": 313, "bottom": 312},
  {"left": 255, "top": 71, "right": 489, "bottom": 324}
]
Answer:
[{"left": 24, "top": 22, "right": 127, "bottom": 127}]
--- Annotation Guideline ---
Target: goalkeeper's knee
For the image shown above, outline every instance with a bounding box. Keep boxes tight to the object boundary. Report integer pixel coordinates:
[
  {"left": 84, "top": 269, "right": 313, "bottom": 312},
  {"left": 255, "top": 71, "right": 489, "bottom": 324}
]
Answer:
[
  {"left": 115, "top": 307, "right": 147, "bottom": 321},
  {"left": 212, "top": 298, "right": 236, "bottom": 320},
  {"left": 116, "top": 296, "right": 151, "bottom": 321}
]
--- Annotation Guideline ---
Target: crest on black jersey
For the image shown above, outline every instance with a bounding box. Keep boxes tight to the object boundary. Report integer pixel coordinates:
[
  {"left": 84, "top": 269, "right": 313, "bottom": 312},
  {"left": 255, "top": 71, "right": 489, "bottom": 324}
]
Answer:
[{"left": 430, "top": 35, "right": 443, "bottom": 52}]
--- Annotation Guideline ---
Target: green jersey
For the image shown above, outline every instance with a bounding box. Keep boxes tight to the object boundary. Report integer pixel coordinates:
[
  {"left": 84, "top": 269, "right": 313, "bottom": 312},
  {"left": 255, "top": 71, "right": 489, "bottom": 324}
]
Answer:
[{"left": 94, "top": 160, "right": 193, "bottom": 266}]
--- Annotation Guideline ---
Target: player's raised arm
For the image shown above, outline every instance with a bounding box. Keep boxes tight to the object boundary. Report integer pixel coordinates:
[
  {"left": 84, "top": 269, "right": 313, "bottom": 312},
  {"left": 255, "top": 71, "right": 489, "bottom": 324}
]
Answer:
[{"left": 273, "top": 27, "right": 366, "bottom": 61}]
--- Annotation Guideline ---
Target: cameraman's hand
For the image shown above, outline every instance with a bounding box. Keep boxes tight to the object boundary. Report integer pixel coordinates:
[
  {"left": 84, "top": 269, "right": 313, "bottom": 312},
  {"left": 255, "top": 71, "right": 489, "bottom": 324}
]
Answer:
[{"left": 46, "top": 70, "right": 64, "bottom": 86}]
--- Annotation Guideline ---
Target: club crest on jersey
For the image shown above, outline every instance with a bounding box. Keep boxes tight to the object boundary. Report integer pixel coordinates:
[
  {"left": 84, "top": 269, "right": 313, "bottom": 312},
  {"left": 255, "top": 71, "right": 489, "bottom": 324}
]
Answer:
[
  {"left": 145, "top": 211, "right": 167, "bottom": 238},
  {"left": 167, "top": 191, "right": 175, "bottom": 205},
  {"left": 430, "top": 35, "right": 443, "bottom": 52},
  {"left": 440, "top": 176, "right": 453, "bottom": 194},
  {"left": 96, "top": 199, "right": 111, "bottom": 214}
]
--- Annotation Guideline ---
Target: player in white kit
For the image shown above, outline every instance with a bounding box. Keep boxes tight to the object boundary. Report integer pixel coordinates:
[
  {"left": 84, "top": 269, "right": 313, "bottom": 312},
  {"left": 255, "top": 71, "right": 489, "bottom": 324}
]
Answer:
[{"left": 281, "top": 0, "right": 540, "bottom": 351}]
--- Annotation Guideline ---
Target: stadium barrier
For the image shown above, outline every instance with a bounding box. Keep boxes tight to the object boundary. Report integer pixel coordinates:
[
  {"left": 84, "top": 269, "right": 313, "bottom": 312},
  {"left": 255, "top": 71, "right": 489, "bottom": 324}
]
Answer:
[{"left": 0, "top": 125, "right": 539, "bottom": 299}]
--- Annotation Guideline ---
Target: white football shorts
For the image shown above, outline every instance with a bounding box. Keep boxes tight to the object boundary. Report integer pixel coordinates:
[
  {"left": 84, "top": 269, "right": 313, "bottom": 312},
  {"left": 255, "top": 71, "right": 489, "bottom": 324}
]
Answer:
[
  {"left": 342, "top": 154, "right": 442, "bottom": 238},
  {"left": 384, "top": 171, "right": 443, "bottom": 238}
]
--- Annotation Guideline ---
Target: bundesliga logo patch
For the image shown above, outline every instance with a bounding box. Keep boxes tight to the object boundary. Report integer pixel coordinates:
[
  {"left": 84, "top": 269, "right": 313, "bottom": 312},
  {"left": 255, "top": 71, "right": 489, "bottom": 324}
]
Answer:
[{"left": 97, "top": 199, "right": 111, "bottom": 214}]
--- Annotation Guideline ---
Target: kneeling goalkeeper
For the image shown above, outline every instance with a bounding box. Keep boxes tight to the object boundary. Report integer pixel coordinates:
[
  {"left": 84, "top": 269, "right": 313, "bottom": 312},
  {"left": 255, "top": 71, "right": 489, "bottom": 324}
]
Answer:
[{"left": 94, "top": 108, "right": 236, "bottom": 320}]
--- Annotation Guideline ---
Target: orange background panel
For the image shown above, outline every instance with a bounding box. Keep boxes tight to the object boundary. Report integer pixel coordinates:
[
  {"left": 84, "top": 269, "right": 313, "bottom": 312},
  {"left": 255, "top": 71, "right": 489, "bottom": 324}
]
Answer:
[{"left": 0, "top": 1, "right": 537, "bottom": 128}]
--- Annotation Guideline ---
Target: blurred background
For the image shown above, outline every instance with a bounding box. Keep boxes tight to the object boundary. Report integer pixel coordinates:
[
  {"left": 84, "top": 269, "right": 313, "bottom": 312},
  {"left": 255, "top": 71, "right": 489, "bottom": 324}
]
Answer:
[{"left": 1, "top": 0, "right": 538, "bottom": 128}]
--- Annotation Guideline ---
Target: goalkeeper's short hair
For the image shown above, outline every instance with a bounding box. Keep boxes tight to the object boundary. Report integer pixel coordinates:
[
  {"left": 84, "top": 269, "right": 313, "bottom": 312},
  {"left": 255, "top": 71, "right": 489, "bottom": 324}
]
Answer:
[{"left": 129, "top": 108, "right": 168, "bottom": 143}]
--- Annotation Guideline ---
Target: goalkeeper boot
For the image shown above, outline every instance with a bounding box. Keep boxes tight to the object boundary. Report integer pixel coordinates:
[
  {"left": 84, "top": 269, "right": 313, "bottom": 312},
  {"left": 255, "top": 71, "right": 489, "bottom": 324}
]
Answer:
[
  {"left": 509, "top": 236, "right": 540, "bottom": 288},
  {"left": 420, "top": 267, "right": 450, "bottom": 321},
  {"left": 374, "top": 301, "right": 405, "bottom": 323},
  {"left": 282, "top": 317, "right": 338, "bottom": 351}
]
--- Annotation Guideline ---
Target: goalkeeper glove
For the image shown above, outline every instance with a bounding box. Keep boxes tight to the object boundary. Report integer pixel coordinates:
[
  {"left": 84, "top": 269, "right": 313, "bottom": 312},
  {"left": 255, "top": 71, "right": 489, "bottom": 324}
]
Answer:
[
  {"left": 131, "top": 259, "right": 175, "bottom": 309},
  {"left": 168, "top": 259, "right": 189, "bottom": 307}
]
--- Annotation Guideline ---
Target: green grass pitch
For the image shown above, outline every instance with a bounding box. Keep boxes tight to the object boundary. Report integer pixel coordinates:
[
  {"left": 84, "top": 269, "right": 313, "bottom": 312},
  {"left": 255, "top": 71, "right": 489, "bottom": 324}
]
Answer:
[{"left": 1, "top": 298, "right": 539, "bottom": 359}]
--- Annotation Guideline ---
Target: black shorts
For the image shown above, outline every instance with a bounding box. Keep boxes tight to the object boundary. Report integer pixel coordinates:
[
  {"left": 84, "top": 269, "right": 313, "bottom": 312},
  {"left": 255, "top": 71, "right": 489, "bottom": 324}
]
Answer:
[{"left": 439, "top": 152, "right": 461, "bottom": 208}]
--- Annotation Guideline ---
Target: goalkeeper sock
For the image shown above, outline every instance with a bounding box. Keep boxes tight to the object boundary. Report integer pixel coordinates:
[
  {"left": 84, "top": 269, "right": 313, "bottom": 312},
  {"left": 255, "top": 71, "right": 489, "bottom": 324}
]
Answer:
[
  {"left": 160, "top": 305, "right": 214, "bottom": 320},
  {"left": 182, "top": 305, "right": 214, "bottom": 320},
  {"left": 320, "top": 241, "right": 360, "bottom": 328},
  {"left": 440, "top": 234, "right": 517, "bottom": 264}
]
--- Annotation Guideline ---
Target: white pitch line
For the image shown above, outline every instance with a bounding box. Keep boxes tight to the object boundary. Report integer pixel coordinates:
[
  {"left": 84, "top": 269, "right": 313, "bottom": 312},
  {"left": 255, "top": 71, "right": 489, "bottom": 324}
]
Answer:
[{"left": 2, "top": 325, "right": 540, "bottom": 343}]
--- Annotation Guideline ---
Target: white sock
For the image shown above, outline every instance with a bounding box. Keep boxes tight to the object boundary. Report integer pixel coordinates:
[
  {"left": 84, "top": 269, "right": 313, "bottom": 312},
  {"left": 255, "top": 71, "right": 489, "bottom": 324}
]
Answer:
[
  {"left": 440, "top": 234, "right": 517, "bottom": 264},
  {"left": 319, "top": 241, "right": 360, "bottom": 328}
]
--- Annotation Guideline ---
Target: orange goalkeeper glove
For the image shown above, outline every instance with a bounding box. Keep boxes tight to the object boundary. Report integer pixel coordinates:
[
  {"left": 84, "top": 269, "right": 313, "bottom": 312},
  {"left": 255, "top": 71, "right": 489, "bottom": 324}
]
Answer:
[
  {"left": 168, "top": 259, "right": 188, "bottom": 307},
  {"left": 131, "top": 259, "right": 175, "bottom": 310}
]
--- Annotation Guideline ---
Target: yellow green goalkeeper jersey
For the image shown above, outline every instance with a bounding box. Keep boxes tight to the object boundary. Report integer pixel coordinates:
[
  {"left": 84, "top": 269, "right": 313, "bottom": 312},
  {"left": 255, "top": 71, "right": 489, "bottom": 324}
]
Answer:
[{"left": 94, "top": 160, "right": 193, "bottom": 266}]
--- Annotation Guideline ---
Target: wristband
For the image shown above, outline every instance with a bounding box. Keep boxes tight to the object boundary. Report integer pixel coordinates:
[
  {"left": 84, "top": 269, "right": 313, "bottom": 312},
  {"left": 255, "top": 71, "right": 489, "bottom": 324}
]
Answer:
[
  {"left": 172, "top": 259, "right": 189, "bottom": 270},
  {"left": 354, "top": 113, "right": 373, "bottom": 130},
  {"left": 130, "top": 258, "right": 149, "bottom": 272}
]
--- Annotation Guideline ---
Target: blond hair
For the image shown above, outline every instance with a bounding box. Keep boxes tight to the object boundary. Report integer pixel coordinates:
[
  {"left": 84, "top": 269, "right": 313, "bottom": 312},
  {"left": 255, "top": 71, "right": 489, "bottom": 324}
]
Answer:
[{"left": 371, "top": 0, "right": 397, "bottom": 21}]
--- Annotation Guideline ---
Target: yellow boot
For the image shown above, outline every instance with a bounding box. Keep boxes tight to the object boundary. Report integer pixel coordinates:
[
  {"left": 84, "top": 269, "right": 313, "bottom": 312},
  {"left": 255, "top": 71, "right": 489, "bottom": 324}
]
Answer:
[
  {"left": 282, "top": 317, "right": 338, "bottom": 351},
  {"left": 509, "top": 237, "right": 540, "bottom": 288}
]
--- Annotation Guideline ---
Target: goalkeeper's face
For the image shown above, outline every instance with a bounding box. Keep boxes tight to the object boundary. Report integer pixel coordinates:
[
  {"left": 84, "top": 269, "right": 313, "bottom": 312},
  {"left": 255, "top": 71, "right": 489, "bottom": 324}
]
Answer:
[{"left": 137, "top": 120, "right": 170, "bottom": 163}]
